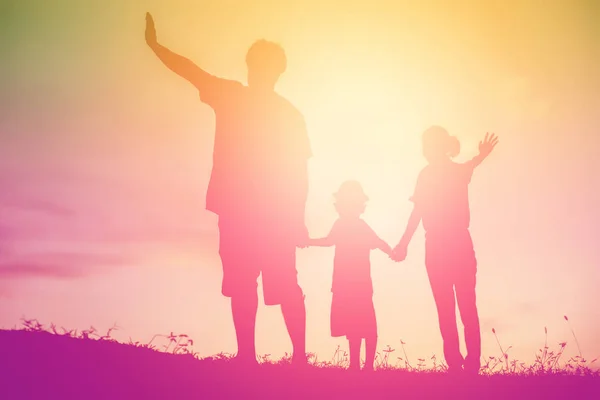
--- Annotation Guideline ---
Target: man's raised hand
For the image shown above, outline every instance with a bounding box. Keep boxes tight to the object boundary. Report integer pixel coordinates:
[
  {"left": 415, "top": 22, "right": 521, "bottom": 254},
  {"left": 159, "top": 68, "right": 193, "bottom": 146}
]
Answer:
[{"left": 145, "top": 12, "right": 157, "bottom": 47}]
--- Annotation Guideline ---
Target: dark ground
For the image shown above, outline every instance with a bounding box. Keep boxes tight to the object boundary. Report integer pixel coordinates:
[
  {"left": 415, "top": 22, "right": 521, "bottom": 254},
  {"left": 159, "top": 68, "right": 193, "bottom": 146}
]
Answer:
[{"left": 0, "top": 330, "right": 598, "bottom": 399}]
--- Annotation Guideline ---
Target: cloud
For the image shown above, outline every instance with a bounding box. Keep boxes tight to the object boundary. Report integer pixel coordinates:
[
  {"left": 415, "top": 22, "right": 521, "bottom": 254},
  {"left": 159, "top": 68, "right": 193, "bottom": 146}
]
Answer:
[
  {"left": 0, "top": 197, "right": 75, "bottom": 218},
  {"left": 0, "top": 252, "right": 131, "bottom": 280},
  {"left": 0, "top": 159, "right": 217, "bottom": 264},
  {"left": 94, "top": 225, "right": 217, "bottom": 246},
  {"left": 0, "top": 170, "right": 77, "bottom": 218}
]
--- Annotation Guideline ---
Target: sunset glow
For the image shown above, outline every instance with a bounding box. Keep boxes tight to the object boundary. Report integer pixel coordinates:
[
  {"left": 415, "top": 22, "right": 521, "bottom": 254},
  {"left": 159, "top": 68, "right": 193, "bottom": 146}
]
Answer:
[{"left": 1, "top": 0, "right": 599, "bottom": 370}]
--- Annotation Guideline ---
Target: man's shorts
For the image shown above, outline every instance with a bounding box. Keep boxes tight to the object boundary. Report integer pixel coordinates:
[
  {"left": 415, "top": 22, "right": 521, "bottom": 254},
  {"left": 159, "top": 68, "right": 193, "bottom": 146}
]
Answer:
[{"left": 218, "top": 217, "right": 303, "bottom": 306}]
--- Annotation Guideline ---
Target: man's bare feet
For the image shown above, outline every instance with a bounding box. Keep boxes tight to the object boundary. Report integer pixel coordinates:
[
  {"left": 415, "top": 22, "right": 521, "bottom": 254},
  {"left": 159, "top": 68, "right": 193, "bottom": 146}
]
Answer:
[
  {"left": 229, "top": 354, "right": 258, "bottom": 368},
  {"left": 291, "top": 354, "right": 309, "bottom": 368}
]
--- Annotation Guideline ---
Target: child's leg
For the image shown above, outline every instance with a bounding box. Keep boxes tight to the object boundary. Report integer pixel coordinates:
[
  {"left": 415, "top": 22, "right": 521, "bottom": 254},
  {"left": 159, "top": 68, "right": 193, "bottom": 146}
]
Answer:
[
  {"left": 348, "top": 337, "right": 361, "bottom": 370},
  {"left": 364, "top": 299, "right": 378, "bottom": 371},
  {"left": 365, "top": 336, "right": 377, "bottom": 370}
]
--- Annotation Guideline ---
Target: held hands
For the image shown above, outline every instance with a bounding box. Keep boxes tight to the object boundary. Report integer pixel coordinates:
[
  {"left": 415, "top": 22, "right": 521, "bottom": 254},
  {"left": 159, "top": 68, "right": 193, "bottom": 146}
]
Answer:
[
  {"left": 478, "top": 132, "right": 499, "bottom": 159},
  {"left": 381, "top": 243, "right": 397, "bottom": 262},
  {"left": 391, "top": 243, "right": 408, "bottom": 262},
  {"left": 145, "top": 12, "right": 157, "bottom": 47}
]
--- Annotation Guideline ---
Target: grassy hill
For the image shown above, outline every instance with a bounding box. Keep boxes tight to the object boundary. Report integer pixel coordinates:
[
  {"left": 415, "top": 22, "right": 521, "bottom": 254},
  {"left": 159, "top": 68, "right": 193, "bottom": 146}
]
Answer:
[{"left": 1, "top": 328, "right": 599, "bottom": 400}]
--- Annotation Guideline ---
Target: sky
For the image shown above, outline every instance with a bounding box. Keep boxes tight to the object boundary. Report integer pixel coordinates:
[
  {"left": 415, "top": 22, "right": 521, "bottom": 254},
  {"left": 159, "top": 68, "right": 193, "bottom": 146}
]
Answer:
[{"left": 1, "top": 0, "right": 599, "bottom": 367}]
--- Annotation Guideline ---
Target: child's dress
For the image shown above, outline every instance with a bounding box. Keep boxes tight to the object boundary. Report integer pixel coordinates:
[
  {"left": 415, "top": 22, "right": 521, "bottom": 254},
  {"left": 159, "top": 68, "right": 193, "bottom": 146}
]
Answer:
[{"left": 327, "top": 217, "right": 382, "bottom": 339}]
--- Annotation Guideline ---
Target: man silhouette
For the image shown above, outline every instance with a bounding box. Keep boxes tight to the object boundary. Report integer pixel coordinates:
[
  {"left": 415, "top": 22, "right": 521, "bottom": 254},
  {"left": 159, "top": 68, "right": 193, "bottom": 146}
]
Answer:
[{"left": 145, "top": 13, "right": 311, "bottom": 366}]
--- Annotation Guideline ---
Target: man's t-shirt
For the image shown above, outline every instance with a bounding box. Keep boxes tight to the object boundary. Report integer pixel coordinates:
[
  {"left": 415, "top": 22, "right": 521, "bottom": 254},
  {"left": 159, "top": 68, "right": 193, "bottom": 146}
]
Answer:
[
  {"left": 327, "top": 218, "right": 383, "bottom": 298},
  {"left": 199, "top": 76, "right": 312, "bottom": 229},
  {"left": 411, "top": 161, "right": 474, "bottom": 237}
]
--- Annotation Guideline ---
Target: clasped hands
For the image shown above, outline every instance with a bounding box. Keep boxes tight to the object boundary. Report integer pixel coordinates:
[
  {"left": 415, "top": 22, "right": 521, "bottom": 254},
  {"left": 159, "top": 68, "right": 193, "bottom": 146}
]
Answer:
[
  {"left": 297, "top": 233, "right": 409, "bottom": 264},
  {"left": 389, "top": 243, "right": 408, "bottom": 263}
]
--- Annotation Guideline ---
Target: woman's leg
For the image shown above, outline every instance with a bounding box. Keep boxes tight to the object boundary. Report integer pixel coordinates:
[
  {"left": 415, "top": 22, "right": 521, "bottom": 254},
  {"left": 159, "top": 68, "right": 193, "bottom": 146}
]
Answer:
[
  {"left": 456, "top": 267, "right": 480, "bottom": 374},
  {"left": 427, "top": 267, "right": 463, "bottom": 372},
  {"left": 455, "top": 235, "right": 481, "bottom": 375}
]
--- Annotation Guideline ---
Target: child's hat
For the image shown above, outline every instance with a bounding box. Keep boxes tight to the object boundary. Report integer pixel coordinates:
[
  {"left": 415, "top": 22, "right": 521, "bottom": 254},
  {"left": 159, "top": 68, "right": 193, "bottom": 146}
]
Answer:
[{"left": 334, "top": 180, "right": 369, "bottom": 203}]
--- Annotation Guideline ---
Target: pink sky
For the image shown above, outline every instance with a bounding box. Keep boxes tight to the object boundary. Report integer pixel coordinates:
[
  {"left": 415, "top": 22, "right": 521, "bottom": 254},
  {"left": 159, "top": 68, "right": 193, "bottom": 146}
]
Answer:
[{"left": 0, "top": 0, "right": 599, "bottom": 366}]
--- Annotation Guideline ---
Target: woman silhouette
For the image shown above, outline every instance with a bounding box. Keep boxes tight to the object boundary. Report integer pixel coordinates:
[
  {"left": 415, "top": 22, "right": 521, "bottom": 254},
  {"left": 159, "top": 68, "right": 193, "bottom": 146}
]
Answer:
[{"left": 393, "top": 127, "right": 498, "bottom": 375}]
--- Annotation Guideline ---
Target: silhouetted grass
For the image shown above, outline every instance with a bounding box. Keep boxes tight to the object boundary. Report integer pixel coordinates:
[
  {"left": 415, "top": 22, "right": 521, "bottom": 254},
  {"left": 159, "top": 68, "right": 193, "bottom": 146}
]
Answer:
[
  {"left": 2, "top": 318, "right": 599, "bottom": 399},
  {"left": 14, "top": 316, "right": 599, "bottom": 377}
]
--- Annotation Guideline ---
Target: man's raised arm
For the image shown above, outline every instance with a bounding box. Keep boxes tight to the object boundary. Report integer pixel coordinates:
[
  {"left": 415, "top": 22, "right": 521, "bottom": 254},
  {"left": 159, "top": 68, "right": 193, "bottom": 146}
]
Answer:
[{"left": 145, "top": 12, "right": 212, "bottom": 90}]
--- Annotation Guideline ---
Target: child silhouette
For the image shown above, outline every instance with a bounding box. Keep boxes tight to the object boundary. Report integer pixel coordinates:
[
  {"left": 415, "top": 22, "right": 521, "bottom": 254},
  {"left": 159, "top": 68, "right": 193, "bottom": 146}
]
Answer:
[{"left": 308, "top": 180, "right": 393, "bottom": 371}]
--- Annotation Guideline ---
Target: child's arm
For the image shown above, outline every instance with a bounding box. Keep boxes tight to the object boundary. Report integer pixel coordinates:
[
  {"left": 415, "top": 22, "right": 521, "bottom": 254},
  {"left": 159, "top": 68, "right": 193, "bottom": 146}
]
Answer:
[
  {"left": 307, "top": 237, "right": 335, "bottom": 247},
  {"left": 376, "top": 239, "right": 393, "bottom": 257},
  {"left": 365, "top": 224, "right": 393, "bottom": 257},
  {"left": 465, "top": 132, "right": 499, "bottom": 169},
  {"left": 306, "top": 220, "right": 339, "bottom": 247}
]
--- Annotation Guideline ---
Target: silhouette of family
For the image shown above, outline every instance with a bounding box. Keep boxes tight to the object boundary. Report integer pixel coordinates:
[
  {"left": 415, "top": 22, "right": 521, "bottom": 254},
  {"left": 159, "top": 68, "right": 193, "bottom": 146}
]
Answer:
[{"left": 145, "top": 13, "right": 499, "bottom": 375}]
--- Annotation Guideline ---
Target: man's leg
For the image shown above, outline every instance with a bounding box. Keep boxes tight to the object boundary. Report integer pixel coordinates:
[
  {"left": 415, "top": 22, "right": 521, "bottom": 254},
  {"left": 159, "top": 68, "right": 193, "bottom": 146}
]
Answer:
[
  {"left": 262, "top": 239, "right": 307, "bottom": 364},
  {"left": 427, "top": 267, "right": 463, "bottom": 373},
  {"left": 456, "top": 268, "right": 481, "bottom": 375},
  {"left": 281, "top": 291, "right": 307, "bottom": 363},
  {"left": 219, "top": 218, "right": 259, "bottom": 364},
  {"left": 231, "top": 292, "right": 259, "bottom": 363}
]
